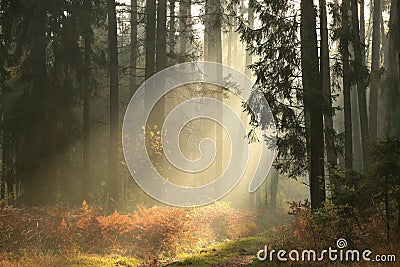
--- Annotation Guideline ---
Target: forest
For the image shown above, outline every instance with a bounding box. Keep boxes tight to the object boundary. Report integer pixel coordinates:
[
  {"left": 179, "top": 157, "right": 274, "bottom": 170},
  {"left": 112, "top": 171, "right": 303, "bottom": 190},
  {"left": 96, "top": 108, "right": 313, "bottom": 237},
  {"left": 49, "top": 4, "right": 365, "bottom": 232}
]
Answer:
[{"left": 0, "top": 0, "right": 399, "bottom": 266}]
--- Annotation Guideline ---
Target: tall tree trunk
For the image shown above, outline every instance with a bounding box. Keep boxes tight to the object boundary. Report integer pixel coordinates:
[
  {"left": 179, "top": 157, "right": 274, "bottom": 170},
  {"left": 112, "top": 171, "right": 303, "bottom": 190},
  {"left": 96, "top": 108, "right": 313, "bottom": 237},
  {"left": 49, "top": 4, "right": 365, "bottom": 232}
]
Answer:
[
  {"left": 385, "top": 0, "right": 400, "bottom": 136},
  {"left": 360, "top": 0, "right": 366, "bottom": 61},
  {"left": 342, "top": 0, "right": 353, "bottom": 171},
  {"left": 369, "top": 0, "right": 381, "bottom": 140},
  {"left": 270, "top": 167, "right": 279, "bottom": 211},
  {"left": 145, "top": 0, "right": 156, "bottom": 79},
  {"left": 130, "top": 0, "right": 138, "bottom": 96},
  {"left": 378, "top": 6, "right": 388, "bottom": 137},
  {"left": 107, "top": 0, "right": 119, "bottom": 213},
  {"left": 204, "top": 0, "right": 223, "bottom": 180},
  {"left": 2, "top": 118, "right": 13, "bottom": 203},
  {"left": 245, "top": 5, "right": 253, "bottom": 77},
  {"left": 351, "top": 0, "right": 370, "bottom": 171},
  {"left": 227, "top": 20, "right": 232, "bottom": 66},
  {"left": 320, "top": 0, "right": 337, "bottom": 173},
  {"left": 82, "top": 0, "right": 92, "bottom": 202},
  {"left": 204, "top": 0, "right": 222, "bottom": 63},
  {"left": 157, "top": 0, "right": 167, "bottom": 70},
  {"left": 179, "top": 0, "right": 190, "bottom": 60},
  {"left": 168, "top": 0, "right": 176, "bottom": 56},
  {"left": 300, "top": 0, "right": 325, "bottom": 210}
]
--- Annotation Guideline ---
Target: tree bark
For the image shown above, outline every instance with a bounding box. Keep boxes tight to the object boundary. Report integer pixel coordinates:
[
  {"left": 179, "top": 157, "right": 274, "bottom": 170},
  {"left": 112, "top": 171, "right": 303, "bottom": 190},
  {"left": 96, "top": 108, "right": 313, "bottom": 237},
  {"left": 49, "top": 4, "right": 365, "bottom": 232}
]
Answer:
[
  {"left": 157, "top": 0, "right": 167, "bottom": 70},
  {"left": 320, "top": 0, "right": 337, "bottom": 172},
  {"left": 130, "top": 0, "right": 138, "bottom": 96},
  {"left": 245, "top": 5, "right": 253, "bottom": 77},
  {"left": 145, "top": 0, "right": 156, "bottom": 79},
  {"left": 300, "top": 0, "right": 325, "bottom": 210},
  {"left": 107, "top": 0, "right": 119, "bottom": 213},
  {"left": 384, "top": 0, "right": 400, "bottom": 136},
  {"left": 351, "top": 0, "right": 370, "bottom": 171},
  {"left": 369, "top": 0, "right": 381, "bottom": 140},
  {"left": 270, "top": 167, "right": 279, "bottom": 211},
  {"left": 82, "top": 0, "right": 92, "bottom": 202},
  {"left": 342, "top": 0, "right": 353, "bottom": 171},
  {"left": 179, "top": 0, "right": 190, "bottom": 59},
  {"left": 168, "top": 0, "right": 176, "bottom": 56}
]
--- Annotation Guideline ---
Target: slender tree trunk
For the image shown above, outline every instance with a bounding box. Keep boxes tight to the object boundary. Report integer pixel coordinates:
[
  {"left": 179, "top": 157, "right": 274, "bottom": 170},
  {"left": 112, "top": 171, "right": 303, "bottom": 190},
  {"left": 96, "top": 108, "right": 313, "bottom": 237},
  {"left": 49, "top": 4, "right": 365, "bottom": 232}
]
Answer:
[
  {"left": 270, "top": 167, "right": 279, "bottom": 211},
  {"left": 384, "top": 0, "right": 400, "bottom": 136},
  {"left": 82, "top": 0, "right": 92, "bottom": 202},
  {"left": 204, "top": 0, "right": 222, "bottom": 63},
  {"left": 130, "top": 0, "right": 138, "bottom": 96},
  {"left": 360, "top": 0, "right": 366, "bottom": 61},
  {"left": 320, "top": 0, "right": 337, "bottom": 173},
  {"left": 204, "top": 0, "right": 223, "bottom": 180},
  {"left": 2, "top": 119, "right": 13, "bottom": 203},
  {"left": 168, "top": 0, "right": 176, "bottom": 56},
  {"left": 145, "top": 0, "right": 156, "bottom": 79},
  {"left": 179, "top": 0, "right": 189, "bottom": 60},
  {"left": 300, "top": 0, "right": 325, "bottom": 210},
  {"left": 227, "top": 21, "right": 232, "bottom": 66},
  {"left": 351, "top": 0, "right": 370, "bottom": 171},
  {"left": 157, "top": 0, "right": 167, "bottom": 70},
  {"left": 245, "top": 5, "right": 253, "bottom": 77},
  {"left": 342, "top": 0, "right": 353, "bottom": 171},
  {"left": 369, "top": 0, "right": 381, "bottom": 140},
  {"left": 107, "top": 0, "right": 119, "bottom": 213}
]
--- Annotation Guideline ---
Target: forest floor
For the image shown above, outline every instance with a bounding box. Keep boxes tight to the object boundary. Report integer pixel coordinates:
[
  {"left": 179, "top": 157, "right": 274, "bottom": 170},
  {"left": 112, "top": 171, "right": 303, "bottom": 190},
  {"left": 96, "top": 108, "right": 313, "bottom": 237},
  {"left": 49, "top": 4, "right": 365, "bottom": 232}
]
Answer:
[{"left": 0, "top": 232, "right": 269, "bottom": 266}]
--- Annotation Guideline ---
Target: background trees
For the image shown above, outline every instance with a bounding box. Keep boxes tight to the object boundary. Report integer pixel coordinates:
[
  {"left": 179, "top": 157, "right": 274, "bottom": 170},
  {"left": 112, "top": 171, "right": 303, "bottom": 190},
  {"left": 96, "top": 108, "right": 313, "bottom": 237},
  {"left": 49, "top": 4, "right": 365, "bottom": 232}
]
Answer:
[{"left": 0, "top": 0, "right": 398, "bottom": 217}]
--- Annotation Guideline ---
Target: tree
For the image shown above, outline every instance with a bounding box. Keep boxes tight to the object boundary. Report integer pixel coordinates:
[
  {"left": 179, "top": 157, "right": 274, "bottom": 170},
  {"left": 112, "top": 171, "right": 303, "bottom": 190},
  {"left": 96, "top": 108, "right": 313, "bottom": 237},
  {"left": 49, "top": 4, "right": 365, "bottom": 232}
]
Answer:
[
  {"left": 384, "top": 0, "right": 400, "bottom": 136},
  {"left": 351, "top": 0, "right": 370, "bottom": 171},
  {"left": 270, "top": 167, "right": 279, "bottom": 211},
  {"left": 145, "top": 0, "right": 156, "bottom": 79},
  {"left": 130, "top": 0, "right": 138, "bottom": 96},
  {"left": 107, "top": 0, "right": 119, "bottom": 213},
  {"left": 369, "top": 0, "right": 381, "bottom": 140},
  {"left": 168, "top": 0, "right": 176, "bottom": 56},
  {"left": 82, "top": 0, "right": 93, "bottom": 201},
  {"left": 204, "top": 0, "right": 222, "bottom": 63},
  {"left": 300, "top": 0, "right": 325, "bottom": 209},
  {"left": 245, "top": 4, "right": 253, "bottom": 78},
  {"left": 320, "top": 0, "right": 337, "bottom": 172},
  {"left": 157, "top": 0, "right": 167, "bottom": 70},
  {"left": 341, "top": 0, "right": 353, "bottom": 171}
]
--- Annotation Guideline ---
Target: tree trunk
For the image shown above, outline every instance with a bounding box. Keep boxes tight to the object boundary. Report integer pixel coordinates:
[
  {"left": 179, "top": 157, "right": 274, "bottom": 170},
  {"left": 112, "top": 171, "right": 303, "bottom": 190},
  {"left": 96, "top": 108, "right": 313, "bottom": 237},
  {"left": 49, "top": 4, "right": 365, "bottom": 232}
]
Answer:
[
  {"left": 168, "top": 0, "right": 176, "bottom": 56},
  {"left": 145, "top": 0, "right": 156, "bottom": 79},
  {"left": 157, "top": 0, "right": 167, "bottom": 70},
  {"left": 351, "top": 0, "right": 370, "bottom": 171},
  {"left": 320, "top": 0, "right": 337, "bottom": 173},
  {"left": 82, "top": 0, "right": 92, "bottom": 202},
  {"left": 369, "top": 0, "right": 381, "bottom": 140},
  {"left": 360, "top": 0, "right": 366, "bottom": 61},
  {"left": 300, "top": 0, "right": 325, "bottom": 210},
  {"left": 270, "top": 167, "right": 279, "bottom": 211},
  {"left": 245, "top": 5, "right": 253, "bottom": 77},
  {"left": 179, "top": 0, "right": 190, "bottom": 60},
  {"left": 384, "top": 0, "right": 400, "bottom": 136},
  {"left": 204, "top": 0, "right": 222, "bottom": 63},
  {"left": 342, "top": 0, "right": 353, "bottom": 171},
  {"left": 2, "top": 118, "right": 13, "bottom": 203},
  {"left": 130, "top": 0, "right": 138, "bottom": 96},
  {"left": 204, "top": 0, "right": 223, "bottom": 180},
  {"left": 107, "top": 0, "right": 119, "bottom": 213}
]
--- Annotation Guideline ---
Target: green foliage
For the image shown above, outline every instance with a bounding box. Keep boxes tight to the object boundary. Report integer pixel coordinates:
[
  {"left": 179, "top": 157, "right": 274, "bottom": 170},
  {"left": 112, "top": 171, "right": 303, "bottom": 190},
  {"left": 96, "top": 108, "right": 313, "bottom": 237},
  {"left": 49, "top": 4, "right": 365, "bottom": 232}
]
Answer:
[{"left": 237, "top": 0, "right": 309, "bottom": 178}]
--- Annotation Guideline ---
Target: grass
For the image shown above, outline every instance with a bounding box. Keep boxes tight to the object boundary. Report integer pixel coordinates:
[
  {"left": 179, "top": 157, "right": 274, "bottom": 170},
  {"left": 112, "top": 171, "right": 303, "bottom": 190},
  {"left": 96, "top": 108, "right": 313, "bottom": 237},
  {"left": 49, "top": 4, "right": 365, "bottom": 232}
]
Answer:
[
  {"left": 0, "top": 252, "right": 143, "bottom": 267},
  {"left": 170, "top": 232, "right": 272, "bottom": 267}
]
